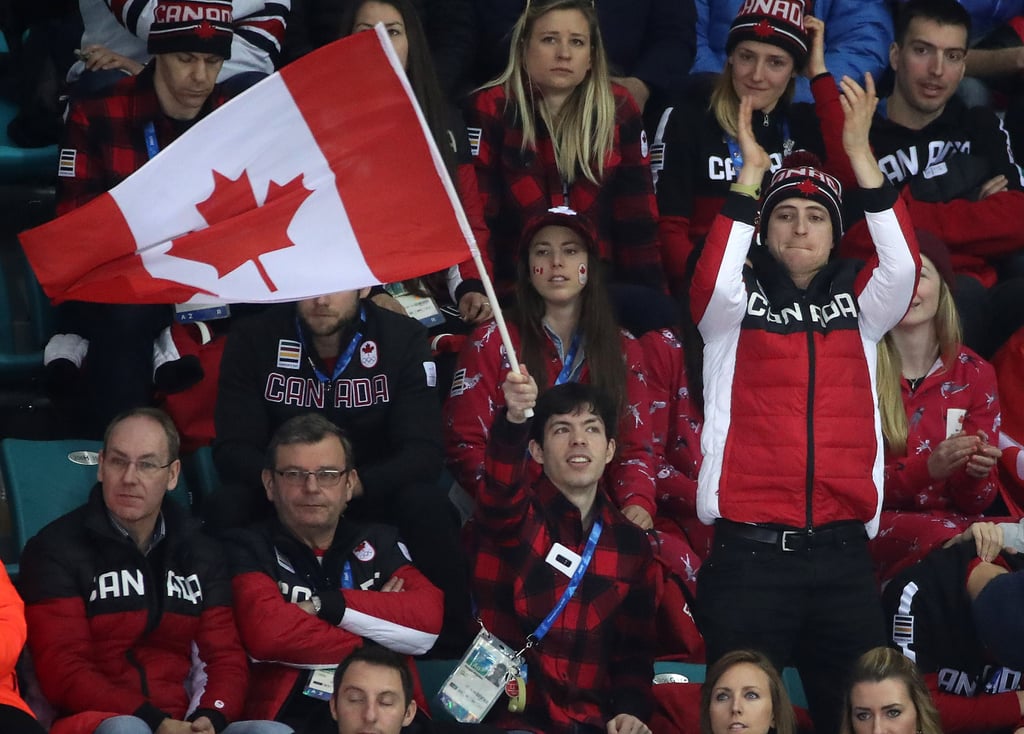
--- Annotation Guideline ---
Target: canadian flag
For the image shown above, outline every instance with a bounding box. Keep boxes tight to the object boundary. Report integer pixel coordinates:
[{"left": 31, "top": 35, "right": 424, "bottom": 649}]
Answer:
[{"left": 19, "top": 26, "right": 478, "bottom": 305}]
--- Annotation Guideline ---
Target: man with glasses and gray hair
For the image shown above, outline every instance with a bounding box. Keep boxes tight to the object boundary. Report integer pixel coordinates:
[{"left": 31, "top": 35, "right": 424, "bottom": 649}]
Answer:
[
  {"left": 20, "top": 407, "right": 289, "bottom": 734},
  {"left": 224, "top": 413, "right": 444, "bottom": 734}
]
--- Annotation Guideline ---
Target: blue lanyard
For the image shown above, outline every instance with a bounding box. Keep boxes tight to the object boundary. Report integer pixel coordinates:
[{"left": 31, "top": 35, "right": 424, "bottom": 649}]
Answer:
[
  {"left": 341, "top": 561, "right": 353, "bottom": 590},
  {"left": 553, "top": 331, "right": 583, "bottom": 386},
  {"left": 725, "top": 118, "right": 792, "bottom": 175},
  {"left": 295, "top": 306, "right": 366, "bottom": 384},
  {"left": 531, "top": 518, "right": 603, "bottom": 643},
  {"left": 143, "top": 121, "right": 160, "bottom": 160}
]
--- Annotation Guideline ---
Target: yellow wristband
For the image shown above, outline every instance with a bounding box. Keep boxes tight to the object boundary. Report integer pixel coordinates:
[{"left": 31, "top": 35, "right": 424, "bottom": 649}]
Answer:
[{"left": 730, "top": 182, "right": 761, "bottom": 199}]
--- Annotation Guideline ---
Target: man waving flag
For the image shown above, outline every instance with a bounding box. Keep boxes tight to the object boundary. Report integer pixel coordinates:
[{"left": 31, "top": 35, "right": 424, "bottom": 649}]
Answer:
[{"left": 20, "top": 25, "right": 477, "bottom": 305}]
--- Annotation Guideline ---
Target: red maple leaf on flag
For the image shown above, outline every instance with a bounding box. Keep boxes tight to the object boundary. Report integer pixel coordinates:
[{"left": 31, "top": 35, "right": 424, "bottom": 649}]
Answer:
[
  {"left": 753, "top": 19, "right": 775, "bottom": 37},
  {"left": 796, "top": 179, "right": 821, "bottom": 195},
  {"left": 169, "top": 169, "right": 310, "bottom": 292}
]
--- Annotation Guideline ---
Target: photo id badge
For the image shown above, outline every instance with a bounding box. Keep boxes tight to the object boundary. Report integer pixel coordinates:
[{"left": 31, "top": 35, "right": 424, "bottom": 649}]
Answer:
[
  {"left": 301, "top": 667, "right": 337, "bottom": 701},
  {"left": 436, "top": 627, "right": 522, "bottom": 723}
]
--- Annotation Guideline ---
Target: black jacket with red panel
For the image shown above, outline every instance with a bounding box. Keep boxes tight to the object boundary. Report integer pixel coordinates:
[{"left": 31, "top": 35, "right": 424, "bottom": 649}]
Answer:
[{"left": 20, "top": 486, "right": 248, "bottom": 734}]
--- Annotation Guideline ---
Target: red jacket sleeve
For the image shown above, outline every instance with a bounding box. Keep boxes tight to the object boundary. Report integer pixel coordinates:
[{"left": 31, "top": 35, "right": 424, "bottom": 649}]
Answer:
[
  {"left": 56, "top": 101, "right": 108, "bottom": 215},
  {"left": 232, "top": 563, "right": 441, "bottom": 665},
  {"left": 641, "top": 329, "right": 700, "bottom": 517},
  {"left": 925, "top": 672, "right": 1024, "bottom": 734},
  {"left": 609, "top": 89, "right": 666, "bottom": 292},
  {"left": 810, "top": 73, "right": 857, "bottom": 188},
  {"left": 444, "top": 322, "right": 510, "bottom": 498},
  {"left": 607, "top": 333, "right": 657, "bottom": 516},
  {"left": 448, "top": 161, "right": 493, "bottom": 301}
]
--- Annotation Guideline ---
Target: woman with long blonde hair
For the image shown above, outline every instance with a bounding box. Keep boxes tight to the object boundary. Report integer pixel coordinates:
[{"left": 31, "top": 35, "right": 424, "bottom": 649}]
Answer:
[
  {"left": 841, "top": 648, "right": 943, "bottom": 734},
  {"left": 871, "top": 232, "right": 1012, "bottom": 581},
  {"left": 466, "top": 0, "right": 664, "bottom": 304}
]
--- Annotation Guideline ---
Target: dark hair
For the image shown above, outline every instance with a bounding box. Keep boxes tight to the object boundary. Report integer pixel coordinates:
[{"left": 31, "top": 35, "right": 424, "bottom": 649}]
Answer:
[
  {"left": 701, "top": 650, "right": 797, "bottom": 734},
  {"left": 332, "top": 643, "right": 414, "bottom": 707},
  {"left": 104, "top": 407, "right": 181, "bottom": 462},
  {"left": 514, "top": 224, "right": 627, "bottom": 416},
  {"left": 339, "top": 0, "right": 457, "bottom": 180},
  {"left": 265, "top": 413, "right": 354, "bottom": 470},
  {"left": 840, "top": 647, "right": 942, "bottom": 734},
  {"left": 529, "top": 382, "right": 618, "bottom": 446},
  {"left": 894, "top": 0, "right": 971, "bottom": 46}
]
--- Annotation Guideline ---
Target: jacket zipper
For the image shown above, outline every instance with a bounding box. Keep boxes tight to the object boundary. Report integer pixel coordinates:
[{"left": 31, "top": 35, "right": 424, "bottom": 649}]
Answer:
[{"left": 804, "top": 298, "right": 815, "bottom": 533}]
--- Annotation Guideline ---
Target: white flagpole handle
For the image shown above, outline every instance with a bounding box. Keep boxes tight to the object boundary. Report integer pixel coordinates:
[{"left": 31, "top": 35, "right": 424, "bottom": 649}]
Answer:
[{"left": 470, "top": 248, "right": 534, "bottom": 419}]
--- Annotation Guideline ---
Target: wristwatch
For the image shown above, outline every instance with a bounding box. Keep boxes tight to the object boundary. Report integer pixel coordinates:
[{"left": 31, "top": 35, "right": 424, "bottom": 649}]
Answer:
[{"left": 310, "top": 595, "right": 322, "bottom": 615}]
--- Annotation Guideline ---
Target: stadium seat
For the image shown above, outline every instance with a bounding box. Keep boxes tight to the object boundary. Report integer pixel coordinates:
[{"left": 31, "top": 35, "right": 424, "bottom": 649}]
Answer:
[
  {"left": 0, "top": 438, "right": 193, "bottom": 573},
  {"left": 0, "top": 246, "right": 51, "bottom": 384},
  {"left": 181, "top": 445, "right": 221, "bottom": 515}
]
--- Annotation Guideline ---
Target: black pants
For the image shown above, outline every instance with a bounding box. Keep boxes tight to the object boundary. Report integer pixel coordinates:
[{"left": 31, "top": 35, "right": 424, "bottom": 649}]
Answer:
[
  {"left": 55, "top": 301, "right": 171, "bottom": 437},
  {"left": 696, "top": 521, "right": 886, "bottom": 734}
]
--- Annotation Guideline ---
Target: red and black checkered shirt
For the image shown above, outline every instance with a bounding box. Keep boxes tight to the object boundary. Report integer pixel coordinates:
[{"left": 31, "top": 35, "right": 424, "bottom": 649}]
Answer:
[
  {"left": 467, "top": 84, "right": 665, "bottom": 295},
  {"left": 57, "top": 64, "right": 230, "bottom": 215},
  {"left": 471, "top": 414, "right": 658, "bottom": 734}
]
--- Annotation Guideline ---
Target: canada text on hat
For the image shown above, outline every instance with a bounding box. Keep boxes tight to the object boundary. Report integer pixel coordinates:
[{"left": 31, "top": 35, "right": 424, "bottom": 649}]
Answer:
[
  {"left": 729, "top": 0, "right": 808, "bottom": 67},
  {"left": 737, "top": 0, "right": 804, "bottom": 27},
  {"left": 154, "top": 1, "right": 232, "bottom": 23},
  {"left": 768, "top": 165, "right": 842, "bottom": 199},
  {"left": 148, "top": 0, "right": 233, "bottom": 58}
]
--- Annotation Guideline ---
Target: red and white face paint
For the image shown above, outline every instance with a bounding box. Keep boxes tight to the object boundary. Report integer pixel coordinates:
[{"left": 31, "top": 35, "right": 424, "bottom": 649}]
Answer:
[{"left": 527, "top": 224, "right": 589, "bottom": 307}]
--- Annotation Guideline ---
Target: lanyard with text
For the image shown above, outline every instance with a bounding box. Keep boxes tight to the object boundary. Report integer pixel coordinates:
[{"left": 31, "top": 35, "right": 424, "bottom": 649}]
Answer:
[
  {"left": 296, "top": 306, "right": 366, "bottom": 384},
  {"left": 143, "top": 121, "right": 160, "bottom": 160},
  {"left": 530, "top": 517, "right": 603, "bottom": 644},
  {"left": 553, "top": 331, "right": 583, "bottom": 386},
  {"left": 725, "top": 119, "right": 792, "bottom": 174},
  {"left": 341, "top": 560, "right": 353, "bottom": 590}
]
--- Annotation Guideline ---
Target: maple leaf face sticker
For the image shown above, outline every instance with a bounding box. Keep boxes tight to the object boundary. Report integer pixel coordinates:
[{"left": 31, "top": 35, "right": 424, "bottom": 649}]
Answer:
[{"left": 171, "top": 169, "right": 312, "bottom": 292}]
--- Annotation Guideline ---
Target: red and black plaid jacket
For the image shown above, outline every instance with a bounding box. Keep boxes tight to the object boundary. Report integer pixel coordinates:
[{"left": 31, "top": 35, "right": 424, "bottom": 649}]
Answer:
[
  {"left": 57, "top": 64, "right": 230, "bottom": 215},
  {"left": 467, "top": 83, "right": 665, "bottom": 295},
  {"left": 471, "top": 413, "right": 657, "bottom": 734}
]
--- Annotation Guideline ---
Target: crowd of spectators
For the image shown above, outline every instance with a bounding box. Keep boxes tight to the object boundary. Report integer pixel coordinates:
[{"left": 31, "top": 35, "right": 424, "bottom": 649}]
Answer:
[{"left": 3, "top": 0, "right": 1024, "bottom": 732}]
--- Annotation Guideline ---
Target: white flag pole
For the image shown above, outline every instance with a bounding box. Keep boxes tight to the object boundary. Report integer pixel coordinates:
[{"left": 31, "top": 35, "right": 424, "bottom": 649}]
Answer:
[{"left": 470, "top": 247, "right": 534, "bottom": 419}]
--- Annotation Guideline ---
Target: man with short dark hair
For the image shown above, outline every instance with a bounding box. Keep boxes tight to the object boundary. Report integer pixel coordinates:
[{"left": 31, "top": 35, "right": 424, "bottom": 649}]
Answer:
[
  {"left": 20, "top": 408, "right": 286, "bottom": 734},
  {"left": 226, "top": 413, "right": 443, "bottom": 734},
  {"left": 470, "top": 374, "right": 657, "bottom": 734},
  {"left": 842, "top": 0, "right": 1024, "bottom": 355},
  {"left": 212, "top": 288, "right": 471, "bottom": 653},
  {"left": 330, "top": 646, "right": 417, "bottom": 734}
]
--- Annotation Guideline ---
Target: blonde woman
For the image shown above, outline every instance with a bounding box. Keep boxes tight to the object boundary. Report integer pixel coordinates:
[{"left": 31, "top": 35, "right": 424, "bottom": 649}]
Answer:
[
  {"left": 872, "top": 233, "right": 1014, "bottom": 582},
  {"left": 656, "top": 2, "right": 851, "bottom": 293},
  {"left": 841, "top": 648, "right": 944, "bottom": 734},
  {"left": 466, "top": 0, "right": 664, "bottom": 304}
]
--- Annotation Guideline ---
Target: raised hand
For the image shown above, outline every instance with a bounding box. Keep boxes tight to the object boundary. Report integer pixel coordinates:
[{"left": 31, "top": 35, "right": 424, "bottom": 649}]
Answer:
[
  {"left": 838, "top": 73, "right": 884, "bottom": 189},
  {"left": 804, "top": 16, "right": 827, "bottom": 79},
  {"left": 736, "top": 95, "right": 771, "bottom": 186}
]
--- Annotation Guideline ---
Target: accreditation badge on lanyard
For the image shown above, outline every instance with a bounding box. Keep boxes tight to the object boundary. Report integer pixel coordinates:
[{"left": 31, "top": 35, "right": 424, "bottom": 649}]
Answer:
[
  {"left": 436, "top": 519, "right": 604, "bottom": 722},
  {"left": 436, "top": 627, "right": 524, "bottom": 722}
]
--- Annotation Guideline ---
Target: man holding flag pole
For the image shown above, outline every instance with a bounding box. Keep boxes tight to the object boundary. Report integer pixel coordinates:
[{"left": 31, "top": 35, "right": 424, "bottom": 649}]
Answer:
[{"left": 20, "top": 12, "right": 533, "bottom": 651}]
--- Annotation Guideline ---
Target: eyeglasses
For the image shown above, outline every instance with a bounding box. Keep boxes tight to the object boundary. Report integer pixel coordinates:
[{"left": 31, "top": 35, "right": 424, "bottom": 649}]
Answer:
[
  {"left": 105, "top": 455, "right": 175, "bottom": 476},
  {"left": 274, "top": 468, "right": 350, "bottom": 488}
]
